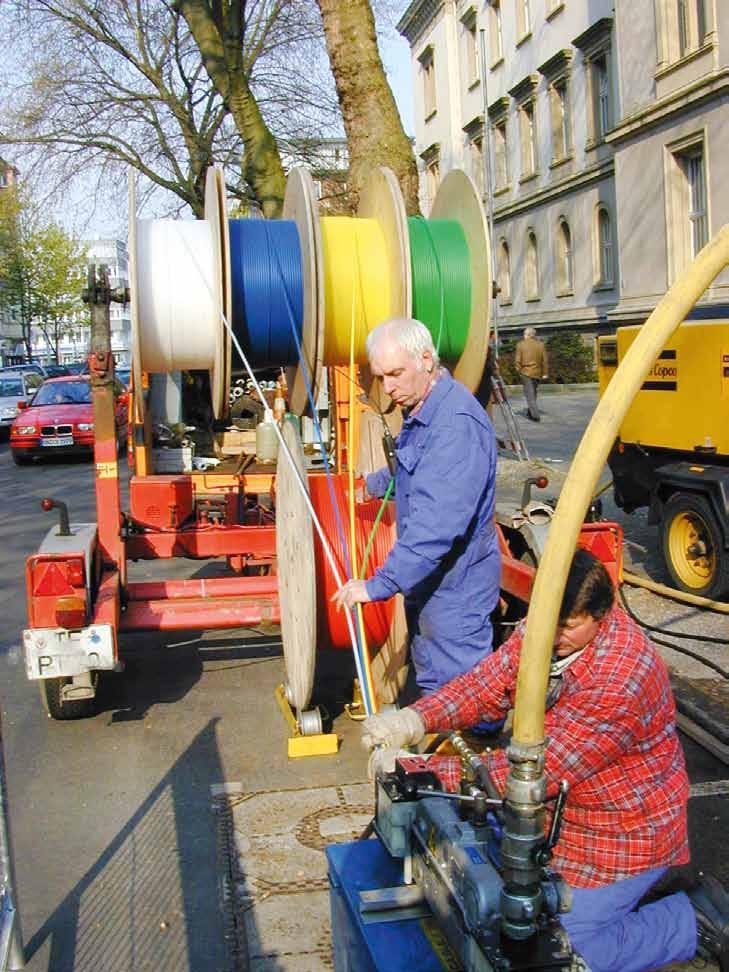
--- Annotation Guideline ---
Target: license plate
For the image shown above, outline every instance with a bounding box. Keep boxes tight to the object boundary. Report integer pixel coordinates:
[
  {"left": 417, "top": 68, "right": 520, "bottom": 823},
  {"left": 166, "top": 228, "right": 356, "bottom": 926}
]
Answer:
[
  {"left": 41, "top": 435, "right": 73, "bottom": 447},
  {"left": 23, "top": 625, "right": 116, "bottom": 679}
]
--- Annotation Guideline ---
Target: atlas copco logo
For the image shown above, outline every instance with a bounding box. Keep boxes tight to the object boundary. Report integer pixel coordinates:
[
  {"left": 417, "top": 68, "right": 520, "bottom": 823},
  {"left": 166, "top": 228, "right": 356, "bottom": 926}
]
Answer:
[{"left": 649, "top": 364, "right": 678, "bottom": 379}]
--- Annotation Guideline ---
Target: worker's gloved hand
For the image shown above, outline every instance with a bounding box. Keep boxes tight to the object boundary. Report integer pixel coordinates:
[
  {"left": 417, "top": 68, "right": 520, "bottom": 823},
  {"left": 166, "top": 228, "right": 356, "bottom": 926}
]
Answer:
[
  {"left": 361, "top": 707, "right": 425, "bottom": 752},
  {"left": 367, "top": 747, "right": 412, "bottom": 781}
]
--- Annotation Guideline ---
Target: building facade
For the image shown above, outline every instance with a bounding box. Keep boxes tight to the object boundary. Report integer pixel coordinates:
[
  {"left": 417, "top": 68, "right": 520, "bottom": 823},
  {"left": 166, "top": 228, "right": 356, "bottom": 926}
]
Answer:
[
  {"left": 83, "top": 238, "right": 131, "bottom": 366},
  {"left": 398, "top": 0, "right": 729, "bottom": 340}
]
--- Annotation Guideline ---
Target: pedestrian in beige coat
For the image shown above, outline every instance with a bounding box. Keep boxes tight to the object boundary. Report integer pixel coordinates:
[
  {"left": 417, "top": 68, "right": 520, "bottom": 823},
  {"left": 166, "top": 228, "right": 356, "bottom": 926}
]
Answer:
[{"left": 515, "top": 326, "right": 548, "bottom": 421}]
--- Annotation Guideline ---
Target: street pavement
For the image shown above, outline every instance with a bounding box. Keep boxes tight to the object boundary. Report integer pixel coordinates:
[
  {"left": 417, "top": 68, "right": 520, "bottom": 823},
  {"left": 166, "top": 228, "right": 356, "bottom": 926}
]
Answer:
[{"left": 0, "top": 391, "right": 726, "bottom": 971}]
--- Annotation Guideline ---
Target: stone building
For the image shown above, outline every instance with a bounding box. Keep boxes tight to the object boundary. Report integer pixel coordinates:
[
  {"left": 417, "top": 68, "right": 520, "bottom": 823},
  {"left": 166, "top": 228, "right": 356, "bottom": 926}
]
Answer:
[{"left": 397, "top": 0, "right": 729, "bottom": 341}]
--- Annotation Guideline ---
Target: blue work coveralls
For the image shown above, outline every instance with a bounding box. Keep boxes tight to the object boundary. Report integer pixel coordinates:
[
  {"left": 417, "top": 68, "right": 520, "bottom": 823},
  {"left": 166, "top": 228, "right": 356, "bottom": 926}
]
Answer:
[{"left": 364, "top": 371, "right": 500, "bottom": 694}]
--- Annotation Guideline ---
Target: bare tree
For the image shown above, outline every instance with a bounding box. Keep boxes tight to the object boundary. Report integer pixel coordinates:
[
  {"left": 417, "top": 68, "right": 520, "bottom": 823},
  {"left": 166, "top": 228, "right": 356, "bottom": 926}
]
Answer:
[
  {"left": 0, "top": 1, "right": 341, "bottom": 219},
  {"left": 315, "top": 0, "right": 420, "bottom": 214}
]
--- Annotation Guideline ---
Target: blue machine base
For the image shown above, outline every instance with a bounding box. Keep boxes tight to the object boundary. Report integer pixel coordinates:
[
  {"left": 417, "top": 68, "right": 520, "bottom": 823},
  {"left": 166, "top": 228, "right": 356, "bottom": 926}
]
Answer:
[{"left": 326, "top": 839, "right": 449, "bottom": 972}]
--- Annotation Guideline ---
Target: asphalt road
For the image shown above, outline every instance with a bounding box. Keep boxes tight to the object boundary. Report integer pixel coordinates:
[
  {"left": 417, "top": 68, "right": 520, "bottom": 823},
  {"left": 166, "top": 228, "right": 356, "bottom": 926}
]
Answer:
[{"left": 0, "top": 391, "right": 726, "bottom": 972}]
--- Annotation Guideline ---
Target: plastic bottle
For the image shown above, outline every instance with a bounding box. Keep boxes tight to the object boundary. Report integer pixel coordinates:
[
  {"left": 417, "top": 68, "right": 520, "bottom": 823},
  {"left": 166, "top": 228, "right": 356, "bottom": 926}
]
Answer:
[{"left": 256, "top": 411, "right": 279, "bottom": 464}]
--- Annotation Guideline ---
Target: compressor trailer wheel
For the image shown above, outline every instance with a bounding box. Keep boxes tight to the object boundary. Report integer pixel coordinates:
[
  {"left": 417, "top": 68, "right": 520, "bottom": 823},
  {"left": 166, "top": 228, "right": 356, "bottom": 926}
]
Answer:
[{"left": 661, "top": 492, "right": 729, "bottom": 600}]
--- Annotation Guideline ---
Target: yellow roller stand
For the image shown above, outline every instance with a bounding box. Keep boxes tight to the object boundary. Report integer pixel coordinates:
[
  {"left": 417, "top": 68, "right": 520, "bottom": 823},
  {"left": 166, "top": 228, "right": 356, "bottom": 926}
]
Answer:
[
  {"left": 320, "top": 218, "right": 392, "bottom": 364},
  {"left": 512, "top": 226, "right": 729, "bottom": 750}
]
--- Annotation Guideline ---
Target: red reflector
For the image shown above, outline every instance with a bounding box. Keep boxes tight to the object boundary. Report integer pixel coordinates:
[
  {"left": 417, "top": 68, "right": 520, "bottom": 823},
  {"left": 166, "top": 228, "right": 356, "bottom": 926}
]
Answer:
[
  {"left": 41, "top": 498, "right": 54, "bottom": 512},
  {"left": 536, "top": 476, "right": 548, "bottom": 489}
]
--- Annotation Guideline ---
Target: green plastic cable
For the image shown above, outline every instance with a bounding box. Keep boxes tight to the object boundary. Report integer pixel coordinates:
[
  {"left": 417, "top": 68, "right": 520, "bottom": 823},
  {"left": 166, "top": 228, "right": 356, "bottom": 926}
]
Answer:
[
  {"left": 359, "top": 478, "right": 395, "bottom": 580},
  {"left": 408, "top": 217, "right": 472, "bottom": 361}
]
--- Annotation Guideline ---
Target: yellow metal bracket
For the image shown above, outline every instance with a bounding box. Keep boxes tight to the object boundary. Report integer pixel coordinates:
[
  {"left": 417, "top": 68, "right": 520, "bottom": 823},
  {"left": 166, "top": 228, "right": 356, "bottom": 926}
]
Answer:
[
  {"left": 344, "top": 678, "right": 367, "bottom": 721},
  {"left": 274, "top": 684, "right": 339, "bottom": 759}
]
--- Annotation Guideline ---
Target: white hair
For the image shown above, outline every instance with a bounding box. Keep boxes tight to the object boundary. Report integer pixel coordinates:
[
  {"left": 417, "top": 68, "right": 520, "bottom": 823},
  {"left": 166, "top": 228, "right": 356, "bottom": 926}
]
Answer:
[
  {"left": 366, "top": 317, "right": 440, "bottom": 367},
  {"left": 524, "top": 326, "right": 537, "bottom": 339}
]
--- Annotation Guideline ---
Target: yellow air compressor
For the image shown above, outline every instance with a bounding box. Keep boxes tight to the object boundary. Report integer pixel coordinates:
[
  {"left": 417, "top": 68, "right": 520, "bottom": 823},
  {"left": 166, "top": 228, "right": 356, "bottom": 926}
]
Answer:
[{"left": 597, "top": 319, "right": 729, "bottom": 599}]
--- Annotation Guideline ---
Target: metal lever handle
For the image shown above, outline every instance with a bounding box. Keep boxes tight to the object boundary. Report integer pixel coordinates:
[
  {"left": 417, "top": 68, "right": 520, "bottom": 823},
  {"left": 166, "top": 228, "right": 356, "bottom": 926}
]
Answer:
[{"left": 546, "top": 779, "right": 569, "bottom": 851}]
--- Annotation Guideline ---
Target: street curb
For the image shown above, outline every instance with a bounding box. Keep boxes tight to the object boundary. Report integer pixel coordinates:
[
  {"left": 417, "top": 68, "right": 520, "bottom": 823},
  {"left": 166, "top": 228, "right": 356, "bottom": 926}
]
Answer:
[{"left": 502, "top": 382, "right": 598, "bottom": 395}]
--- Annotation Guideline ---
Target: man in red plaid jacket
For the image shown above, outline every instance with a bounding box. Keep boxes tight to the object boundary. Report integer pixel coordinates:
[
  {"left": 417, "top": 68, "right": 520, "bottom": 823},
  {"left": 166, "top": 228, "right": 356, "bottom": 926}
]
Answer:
[{"left": 361, "top": 550, "right": 729, "bottom": 972}]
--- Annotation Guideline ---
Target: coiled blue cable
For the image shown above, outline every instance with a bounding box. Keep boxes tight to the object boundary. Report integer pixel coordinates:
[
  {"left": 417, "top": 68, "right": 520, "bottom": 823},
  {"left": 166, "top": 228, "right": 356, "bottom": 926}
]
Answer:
[{"left": 228, "top": 220, "right": 304, "bottom": 366}]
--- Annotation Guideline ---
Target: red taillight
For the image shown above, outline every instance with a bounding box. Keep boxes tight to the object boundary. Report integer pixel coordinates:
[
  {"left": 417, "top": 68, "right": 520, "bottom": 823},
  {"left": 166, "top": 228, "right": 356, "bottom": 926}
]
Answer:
[
  {"left": 41, "top": 497, "right": 54, "bottom": 512},
  {"left": 536, "top": 476, "right": 548, "bottom": 489},
  {"left": 67, "top": 559, "right": 85, "bottom": 586},
  {"left": 55, "top": 595, "right": 86, "bottom": 629}
]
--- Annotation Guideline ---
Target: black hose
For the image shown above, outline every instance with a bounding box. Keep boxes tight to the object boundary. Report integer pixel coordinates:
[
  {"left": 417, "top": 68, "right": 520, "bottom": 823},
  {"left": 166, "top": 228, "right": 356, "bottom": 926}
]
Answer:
[{"left": 619, "top": 587, "right": 729, "bottom": 680}]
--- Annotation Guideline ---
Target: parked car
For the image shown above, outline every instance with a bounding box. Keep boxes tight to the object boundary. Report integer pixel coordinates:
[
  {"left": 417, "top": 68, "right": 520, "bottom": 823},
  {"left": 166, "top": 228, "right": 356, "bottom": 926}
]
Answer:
[
  {"left": 43, "top": 364, "right": 72, "bottom": 378},
  {"left": 0, "top": 363, "right": 48, "bottom": 378},
  {"left": 65, "top": 361, "right": 87, "bottom": 375},
  {"left": 0, "top": 371, "right": 44, "bottom": 436},
  {"left": 9, "top": 375, "right": 128, "bottom": 465},
  {"left": 116, "top": 367, "right": 131, "bottom": 388}
]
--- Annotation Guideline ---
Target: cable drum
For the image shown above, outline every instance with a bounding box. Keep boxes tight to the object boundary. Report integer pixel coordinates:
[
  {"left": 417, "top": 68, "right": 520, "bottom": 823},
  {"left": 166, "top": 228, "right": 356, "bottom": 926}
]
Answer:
[
  {"left": 320, "top": 218, "right": 392, "bottom": 364},
  {"left": 229, "top": 219, "right": 304, "bottom": 367},
  {"left": 135, "top": 220, "right": 219, "bottom": 373},
  {"left": 408, "top": 217, "right": 471, "bottom": 363},
  {"left": 309, "top": 474, "right": 396, "bottom": 652}
]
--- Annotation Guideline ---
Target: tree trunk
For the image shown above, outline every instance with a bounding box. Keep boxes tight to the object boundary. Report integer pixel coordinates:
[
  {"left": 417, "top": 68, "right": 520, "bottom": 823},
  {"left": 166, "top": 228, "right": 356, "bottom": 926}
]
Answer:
[
  {"left": 177, "top": 0, "right": 286, "bottom": 217},
  {"left": 317, "top": 0, "right": 420, "bottom": 215}
]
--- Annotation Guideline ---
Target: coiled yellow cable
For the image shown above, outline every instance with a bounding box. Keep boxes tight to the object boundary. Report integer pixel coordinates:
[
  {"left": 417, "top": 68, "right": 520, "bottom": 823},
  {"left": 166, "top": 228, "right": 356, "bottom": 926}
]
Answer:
[{"left": 321, "top": 217, "right": 392, "bottom": 364}]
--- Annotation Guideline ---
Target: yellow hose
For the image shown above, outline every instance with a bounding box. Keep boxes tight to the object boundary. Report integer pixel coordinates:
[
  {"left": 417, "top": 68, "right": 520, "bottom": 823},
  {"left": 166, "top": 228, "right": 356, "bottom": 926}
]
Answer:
[
  {"left": 623, "top": 569, "right": 729, "bottom": 615},
  {"left": 512, "top": 226, "right": 729, "bottom": 748}
]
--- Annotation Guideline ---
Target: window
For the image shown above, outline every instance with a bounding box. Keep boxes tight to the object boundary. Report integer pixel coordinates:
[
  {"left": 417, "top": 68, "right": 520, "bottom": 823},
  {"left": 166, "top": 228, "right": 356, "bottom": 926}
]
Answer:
[
  {"left": 519, "top": 102, "right": 537, "bottom": 178},
  {"left": 525, "top": 230, "right": 539, "bottom": 300},
  {"left": 493, "top": 120, "right": 509, "bottom": 190},
  {"left": 557, "top": 218, "right": 573, "bottom": 294},
  {"left": 419, "top": 47, "right": 436, "bottom": 119},
  {"left": 684, "top": 149, "right": 708, "bottom": 256},
  {"left": 555, "top": 83, "right": 571, "bottom": 160},
  {"left": 509, "top": 75, "right": 539, "bottom": 181},
  {"left": 462, "top": 9, "right": 479, "bottom": 86},
  {"left": 539, "top": 49, "right": 573, "bottom": 167},
  {"left": 574, "top": 18, "right": 612, "bottom": 148},
  {"left": 470, "top": 136, "right": 484, "bottom": 194},
  {"left": 516, "top": 0, "right": 531, "bottom": 41},
  {"left": 666, "top": 137, "right": 708, "bottom": 280},
  {"left": 657, "top": 0, "right": 708, "bottom": 64},
  {"left": 595, "top": 57, "right": 610, "bottom": 138},
  {"left": 497, "top": 239, "right": 511, "bottom": 304},
  {"left": 596, "top": 207, "right": 614, "bottom": 286},
  {"left": 488, "top": 0, "right": 503, "bottom": 65},
  {"left": 426, "top": 158, "right": 440, "bottom": 205}
]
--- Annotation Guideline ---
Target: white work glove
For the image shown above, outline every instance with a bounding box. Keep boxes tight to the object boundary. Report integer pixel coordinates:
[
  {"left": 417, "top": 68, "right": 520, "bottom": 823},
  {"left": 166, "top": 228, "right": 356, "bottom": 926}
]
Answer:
[
  {"left": 367, "top": 747, "right": 413, "bottom": 781},
  {"left": 361, "top": 707, "right": 425, "bottom": 753}
]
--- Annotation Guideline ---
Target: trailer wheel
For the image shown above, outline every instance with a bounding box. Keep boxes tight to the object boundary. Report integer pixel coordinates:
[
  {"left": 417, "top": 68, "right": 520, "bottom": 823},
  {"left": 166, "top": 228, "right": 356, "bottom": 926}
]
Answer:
[
  {"left": 39, "top": 676, "right": 98, "bottom": 720},
  {"left": 661, "top": 492, "right": 729, "bottom": 599}
]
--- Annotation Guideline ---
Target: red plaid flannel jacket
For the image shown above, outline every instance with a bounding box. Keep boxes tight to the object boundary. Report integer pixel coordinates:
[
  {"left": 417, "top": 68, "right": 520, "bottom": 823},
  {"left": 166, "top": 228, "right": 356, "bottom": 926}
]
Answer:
[{"left": 406, "top": 605, "right": 689, "bottom": 889}]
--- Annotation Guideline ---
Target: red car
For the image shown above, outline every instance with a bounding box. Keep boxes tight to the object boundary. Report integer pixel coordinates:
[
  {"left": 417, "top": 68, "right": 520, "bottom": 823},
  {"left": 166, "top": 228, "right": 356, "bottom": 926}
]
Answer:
[{"left": 10, "top": 375, "right": 128, "bottom": 465}]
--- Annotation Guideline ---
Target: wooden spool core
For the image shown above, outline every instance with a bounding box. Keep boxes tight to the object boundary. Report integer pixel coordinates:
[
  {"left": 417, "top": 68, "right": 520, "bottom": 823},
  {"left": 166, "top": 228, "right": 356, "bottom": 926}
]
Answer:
[
  {"left": 275, "top": 420, "right": 317, "bottom": 711},
  {"left": 430, "top": 169, "right": 491, "bottom": 393}
]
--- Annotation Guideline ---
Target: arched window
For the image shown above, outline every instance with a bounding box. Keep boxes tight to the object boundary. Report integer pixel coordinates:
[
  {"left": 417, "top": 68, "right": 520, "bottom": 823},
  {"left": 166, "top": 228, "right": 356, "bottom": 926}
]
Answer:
[
  {"left": 498, "top": 239, "right": 511, "bottom": 304},
  {"left": 525, "top": 230, "right": 539, "bottom": 300},
  {"left": 596, "top": 206, "right": 613, "bottom": 286},
  {"left": 557, "top": 218, "right": 573, "bottom": 294}
]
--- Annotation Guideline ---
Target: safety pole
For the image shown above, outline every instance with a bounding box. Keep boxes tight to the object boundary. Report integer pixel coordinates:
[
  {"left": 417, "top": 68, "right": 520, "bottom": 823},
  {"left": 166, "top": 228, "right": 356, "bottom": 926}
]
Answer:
[{"left": 0, "top": 712, "right": 24, "bottom": 970}]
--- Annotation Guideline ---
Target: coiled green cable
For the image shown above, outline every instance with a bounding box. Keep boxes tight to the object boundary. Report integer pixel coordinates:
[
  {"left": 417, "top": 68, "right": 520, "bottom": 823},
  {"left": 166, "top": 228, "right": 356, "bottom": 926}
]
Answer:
[
  {"left": 408, "top": 217, "right": 472, "bottom": 361},
  {"left": 359, "top": 478, "right": 395, "bottom": 580}
]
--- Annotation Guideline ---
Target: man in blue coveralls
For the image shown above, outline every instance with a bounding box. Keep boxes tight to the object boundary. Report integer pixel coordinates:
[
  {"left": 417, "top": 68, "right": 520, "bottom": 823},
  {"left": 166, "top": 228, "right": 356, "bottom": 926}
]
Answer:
[{"left": 332, "top": 317, "right": 500, "bottom": 697}]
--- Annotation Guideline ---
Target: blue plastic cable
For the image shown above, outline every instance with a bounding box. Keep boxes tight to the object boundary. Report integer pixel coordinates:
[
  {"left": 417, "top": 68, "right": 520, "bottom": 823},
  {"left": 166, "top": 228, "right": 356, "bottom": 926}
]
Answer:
[{"left": 228, "top": 220, "right": 304, "bottom": 366}]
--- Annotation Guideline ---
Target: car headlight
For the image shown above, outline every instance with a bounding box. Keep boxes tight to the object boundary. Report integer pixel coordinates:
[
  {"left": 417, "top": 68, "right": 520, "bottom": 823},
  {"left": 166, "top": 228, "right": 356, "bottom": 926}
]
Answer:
[
  {"left": 77, "top": 422, "right": 94, "bottom": 431},
  {"left": 14, "top": 425, "right": 36, "bottom": 435},
  {"left": 1, "top": 408, "right": 17, "bottom": 419}
]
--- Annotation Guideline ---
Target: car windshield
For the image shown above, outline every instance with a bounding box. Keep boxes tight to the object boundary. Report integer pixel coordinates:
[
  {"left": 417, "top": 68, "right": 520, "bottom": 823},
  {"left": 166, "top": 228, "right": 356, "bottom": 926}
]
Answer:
[
  {"left": 33, "top": 381, "right": 91, "bottom": 406},
  {"left": 0, "top": 379, "right": 24, "bottom": 397}
]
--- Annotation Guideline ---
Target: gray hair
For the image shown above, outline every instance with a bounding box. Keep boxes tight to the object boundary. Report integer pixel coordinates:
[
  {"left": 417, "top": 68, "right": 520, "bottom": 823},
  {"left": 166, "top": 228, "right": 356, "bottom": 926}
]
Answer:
[
  {"left": 366, "top": 317, "right": 440, "bottom": 367},
  {"left": 524, "top": 326, "right": 537, "bottom": 339}
]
